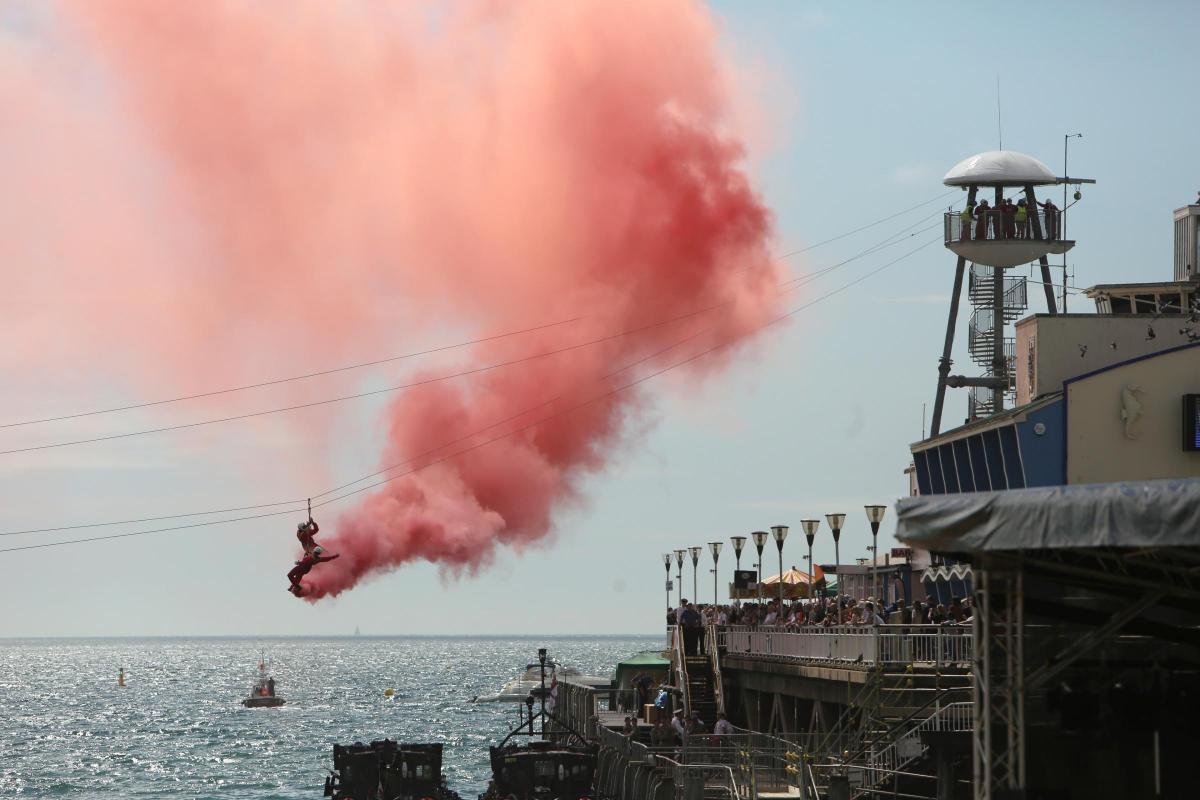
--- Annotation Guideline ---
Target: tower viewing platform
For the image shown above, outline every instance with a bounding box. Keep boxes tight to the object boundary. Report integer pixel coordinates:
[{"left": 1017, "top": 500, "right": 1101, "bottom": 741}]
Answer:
[{"left": 942, "top": 150, "right": 1076, "bottom": 268}]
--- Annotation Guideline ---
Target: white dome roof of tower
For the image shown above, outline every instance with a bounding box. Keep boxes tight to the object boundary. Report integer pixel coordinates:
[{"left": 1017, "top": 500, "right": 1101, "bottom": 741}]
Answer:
[{"left": 943, "top": 150, "right": 1057, "bottom": 187}]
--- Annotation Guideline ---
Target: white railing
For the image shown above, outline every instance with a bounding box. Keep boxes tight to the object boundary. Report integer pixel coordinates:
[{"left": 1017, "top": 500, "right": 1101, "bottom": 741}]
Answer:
[
  {"left": 720, "top": 625, "right": 973, "bottom": 668},
  {"left": 861, "top": 701, "right": 973, "bottom": 790}
]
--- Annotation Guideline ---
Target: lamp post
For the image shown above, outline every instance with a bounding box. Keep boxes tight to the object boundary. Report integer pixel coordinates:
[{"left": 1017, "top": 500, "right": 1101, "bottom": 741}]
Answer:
[
  {"left": 801, "top": 519, "right": 820, "bottom": 600},
  {"left": 1063, "top": 132, "right": 1082, "bottom": 312},
  {"left": 751, "top": 531, "right": 768, "bottom": 606},
  {"left": 771, "top": 525, "right": 789, "bottom": 608},
  {"left": 730, "top": 536, "right": 747, "bottom": 570},
  {"left": 865, "top": 505, "right": 887, "bottom": 604},
  {"left": 826, "top": 513, "right": 846, "bottom": 624},
  {"left": 730, "top": 535, "right": 747, "bottom": 605},
  {"left": 708, "top": 542, "right": 723, "bottom": 609},
  {"left": 689, "top": 546, "right": 703, "bottom": 606},
  {"left": 674, "top": 549, "right": 685, "bottom": 607},
  {"left": 662, "top": 553, "right": 672, "bottom": 620}
]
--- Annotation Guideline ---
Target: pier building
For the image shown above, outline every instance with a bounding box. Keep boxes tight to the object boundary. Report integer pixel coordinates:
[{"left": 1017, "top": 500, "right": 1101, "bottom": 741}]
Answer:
[{"left": 546, "top": 169, "right": 1198, "bottom": 800}]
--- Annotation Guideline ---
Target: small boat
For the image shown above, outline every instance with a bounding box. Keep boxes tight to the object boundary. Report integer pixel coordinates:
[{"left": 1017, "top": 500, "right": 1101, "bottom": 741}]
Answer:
[
  {"left": 242, "top": 654, "right": 285, "bottom": 708},
  {"left": 474, "top": 664, "right": 608, "bottom": 703}
]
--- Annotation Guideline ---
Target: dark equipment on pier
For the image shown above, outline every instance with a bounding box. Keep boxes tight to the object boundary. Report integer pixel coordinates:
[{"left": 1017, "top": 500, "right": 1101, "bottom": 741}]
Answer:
[
  {"left": 484, "top": 740, "right": 597, "bottom": 800},
  {"left": 324, "top": 741, "right": 459, "bottom": 800},
  {"left": 480, "top": 647, "right": 597, "bottom": 800},
  {"left": 898, "top": 478, "right": 1200, "bottom": 800}
]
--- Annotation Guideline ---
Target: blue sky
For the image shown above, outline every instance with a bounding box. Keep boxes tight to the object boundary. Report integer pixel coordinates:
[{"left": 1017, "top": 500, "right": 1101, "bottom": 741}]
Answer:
[{"left": 3, "top": 1, "right": 1198, "bottom": 636}]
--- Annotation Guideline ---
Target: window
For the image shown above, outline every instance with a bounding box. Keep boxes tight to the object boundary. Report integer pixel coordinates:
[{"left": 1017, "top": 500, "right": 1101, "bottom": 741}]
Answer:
[
  {"left": 1109, "top": 296, "right": 1132, "bottom": 314},
  {"left": 1184, "top": 395, "right": 1200, "bottom": 452},
  {"left": 1134, "top": 294, "right": 1157, "bottom": 313}
]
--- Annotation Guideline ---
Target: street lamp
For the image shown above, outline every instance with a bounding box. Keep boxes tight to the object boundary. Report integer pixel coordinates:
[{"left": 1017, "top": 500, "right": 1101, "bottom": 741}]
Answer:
[
  {"left": 771, "top": 525, "right": 789, "bottom": 608},
  {"left": 674, "top": 549, "right": 686, "bottom": 606},
  {"left": 730, "top": 535, "right": 747, "bottom": 606},
  {"left": 826, "top": 513, "right": 846, "bottom": 624},
  {"left": 708, "top": 541, "right": 723, "bottom": 609},
  {"left": 689, "top": 546, "right": 703, "bottom": 606},
  {"left": 865, "top": 505, "right": 887, "bottom": 604},
  {"left": 730, "top": 535, "right": 747, "bottom": 570},
  {"left": 801, "top": 519, "right": 820, "bottom": 600},
  {"left": 662, "top": 553, "right": 672, "bottom": 621},
  {"left": 751, "top": 531, "right": 769, "bottom": 606}
]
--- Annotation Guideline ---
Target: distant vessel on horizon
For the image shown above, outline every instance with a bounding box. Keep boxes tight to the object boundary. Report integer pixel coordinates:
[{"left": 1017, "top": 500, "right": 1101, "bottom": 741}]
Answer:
[{"left": 354, "top": 626, "right": 361, "bottom": 637}]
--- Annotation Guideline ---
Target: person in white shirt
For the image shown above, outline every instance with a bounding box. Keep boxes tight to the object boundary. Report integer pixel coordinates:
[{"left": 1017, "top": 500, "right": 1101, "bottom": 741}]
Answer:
[
  {"left": 713, "top": 712, "right": 735, "bottom": 735},
  {"left": 671, "top": 709, "right": 687, "bottom": 742}
]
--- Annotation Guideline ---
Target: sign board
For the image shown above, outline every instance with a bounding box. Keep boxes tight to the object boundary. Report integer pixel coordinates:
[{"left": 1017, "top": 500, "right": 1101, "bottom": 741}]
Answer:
[
  {"left": 891, "top": 547, "right": 912, "bottom": 559},
  {"left": 665, "top": 580, "right": 674, "bottom": 591},
  {"left": 733, "top": 570, "right": 757, "bottom": 589}
]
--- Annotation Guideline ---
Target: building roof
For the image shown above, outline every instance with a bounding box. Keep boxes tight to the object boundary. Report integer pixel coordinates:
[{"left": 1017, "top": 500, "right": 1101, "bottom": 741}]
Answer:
[
  {"left": 1084, "top": 280, "right": 1200, "bottom": 297},
  {"left": 943, "top": 150, "right": 1057, "bottom": 187},
  {"left": 911, "top": 392, "right": 1062, "bottom": 451},
  {"left": 895, "top": 478, "right": 1200, "bottom": 553}
]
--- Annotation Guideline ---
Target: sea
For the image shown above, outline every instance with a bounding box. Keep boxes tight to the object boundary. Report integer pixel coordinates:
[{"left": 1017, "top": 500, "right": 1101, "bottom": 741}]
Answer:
[{"left": 0, "top": 635, "right": 660, "bottom": 798}]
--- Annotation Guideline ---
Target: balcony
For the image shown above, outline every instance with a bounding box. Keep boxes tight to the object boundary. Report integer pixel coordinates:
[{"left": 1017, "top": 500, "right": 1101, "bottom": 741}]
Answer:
[
  {"left": 718, "top": 624, "right": 973, "bottom": 669},
  {"left": 943, "top": 210, "right": 1074, "bottom": 268}
]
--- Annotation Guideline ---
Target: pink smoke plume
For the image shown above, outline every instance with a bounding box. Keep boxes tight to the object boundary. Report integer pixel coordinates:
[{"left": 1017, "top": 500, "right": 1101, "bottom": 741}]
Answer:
[{"left": 24, "top": 1, "right": 783, "bottom": 598}]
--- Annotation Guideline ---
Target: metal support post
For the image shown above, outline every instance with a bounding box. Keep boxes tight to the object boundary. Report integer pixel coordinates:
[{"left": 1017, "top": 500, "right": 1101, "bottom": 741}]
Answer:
[
  {"left": 931, "top": 185, "right": 978, "bottom": 436},
  {"left": 991, "top": 187, "right": 1006, "bottom": 414},
  {"left": 1024, "top": 184, "right": 1057, "bottom": 315}
]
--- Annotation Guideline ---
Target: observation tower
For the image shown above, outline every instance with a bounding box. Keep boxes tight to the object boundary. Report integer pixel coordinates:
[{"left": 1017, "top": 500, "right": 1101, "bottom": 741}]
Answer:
[{"left": 930, "top": 150, "right": 1094, "bottom": 436}]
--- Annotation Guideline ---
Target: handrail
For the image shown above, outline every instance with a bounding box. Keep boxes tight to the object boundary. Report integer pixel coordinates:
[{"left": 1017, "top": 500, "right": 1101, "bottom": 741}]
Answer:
[
  {"left": 673, "top": 623, "right": 692, "bottom": 719},
  {"left": 706, "top": 624, "right": 726, "bottom": 715},
  {"left": 654, "top": 754, "right": 741, "bottom": 800}
]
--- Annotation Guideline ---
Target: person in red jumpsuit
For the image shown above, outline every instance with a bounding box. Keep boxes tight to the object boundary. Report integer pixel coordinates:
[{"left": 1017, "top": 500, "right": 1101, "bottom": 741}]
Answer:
[
  {"left": 288, "top": 545, "right": 339, "bottom": 596},
  {"left": 296, "top": 518, "right": 320, "bottom": 555}
]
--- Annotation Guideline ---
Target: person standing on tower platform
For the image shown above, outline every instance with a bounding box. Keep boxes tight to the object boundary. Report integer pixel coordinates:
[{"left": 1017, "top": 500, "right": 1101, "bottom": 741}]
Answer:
[
  {"left": 1040, "top": 198, "right": 1059, "bottom": 239},
  {"left": 959, "top": 202, "right": 974, "bottom": 241},
  {"left": 974, "top": 199, "right": 991, "bottom": 240},
  {"left": 1015, "top": 199, "right": 1029, "bottom": 239},
  {"left": 1002, "top": 198, "right": 1017, "bottom": 239}
]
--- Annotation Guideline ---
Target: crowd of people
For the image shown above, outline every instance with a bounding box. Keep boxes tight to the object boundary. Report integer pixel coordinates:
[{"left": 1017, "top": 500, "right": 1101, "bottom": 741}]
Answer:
[
  {"left": 668, "top": 595, "right": 974, "bottom": 654},
  {"left": 956, "top": 196, "right": 1059, "bottom": 242}
]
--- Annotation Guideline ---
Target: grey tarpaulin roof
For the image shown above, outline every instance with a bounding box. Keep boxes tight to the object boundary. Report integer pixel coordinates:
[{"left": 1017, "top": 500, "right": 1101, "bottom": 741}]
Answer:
[{"left": 895, "top": 479, "right": 1200, "bottom": 553}]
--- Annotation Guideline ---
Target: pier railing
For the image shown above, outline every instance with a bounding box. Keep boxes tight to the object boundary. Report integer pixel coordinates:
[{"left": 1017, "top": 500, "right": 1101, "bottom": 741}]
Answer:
[{"left": 718, "top": 624, "right": 972, "bottom": 668}]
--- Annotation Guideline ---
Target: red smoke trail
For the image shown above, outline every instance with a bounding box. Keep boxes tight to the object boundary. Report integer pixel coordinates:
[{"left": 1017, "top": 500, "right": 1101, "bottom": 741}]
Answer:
[{"left": 26, "top": 1, "right": 783, "bottom": 597}]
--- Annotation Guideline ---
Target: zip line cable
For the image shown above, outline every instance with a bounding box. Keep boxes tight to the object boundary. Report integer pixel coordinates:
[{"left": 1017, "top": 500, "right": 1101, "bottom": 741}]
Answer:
[
  {"left": 1, "top": 193, "right": 955, "bottom": 433},
  {"left": 0, "top": 215, "right": 941, "bottom": 459},
  {"left": 0, "top": 316, "right": 582, "bottom": 430},
  {"left": 0, "top": 235, "right": 939, "bottom": 554},
  {"left": 0, "top": 218, "right": 941, "bottom": 537},
  {"left": 774, "top": 189, "right": 956, "bottom": 259}
]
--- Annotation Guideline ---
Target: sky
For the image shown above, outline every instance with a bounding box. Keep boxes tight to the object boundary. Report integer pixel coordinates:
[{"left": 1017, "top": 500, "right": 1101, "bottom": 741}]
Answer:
[{"left": 3, "top": 0, "right": 1199, "bottom": 637}]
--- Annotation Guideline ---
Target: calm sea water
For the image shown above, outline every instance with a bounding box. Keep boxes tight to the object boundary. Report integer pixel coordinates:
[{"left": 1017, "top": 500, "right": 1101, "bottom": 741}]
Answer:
[{"left": 0, "top": 636, "right": 658, "bottom": 798}]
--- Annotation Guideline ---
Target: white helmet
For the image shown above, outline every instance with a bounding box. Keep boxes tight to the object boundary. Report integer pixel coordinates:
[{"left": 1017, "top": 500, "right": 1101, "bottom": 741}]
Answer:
[
  {"left": 313, "top": 546, "right": 324, "bottom": 556},
  {"left": 298, "top": 522, "right": 308, "bottom": 532}
]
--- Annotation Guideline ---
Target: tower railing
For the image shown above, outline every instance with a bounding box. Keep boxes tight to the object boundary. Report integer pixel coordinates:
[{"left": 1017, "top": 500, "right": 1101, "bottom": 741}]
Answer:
[{"left": 944, "top": 210, "right": 1062, "bottom": 243}]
